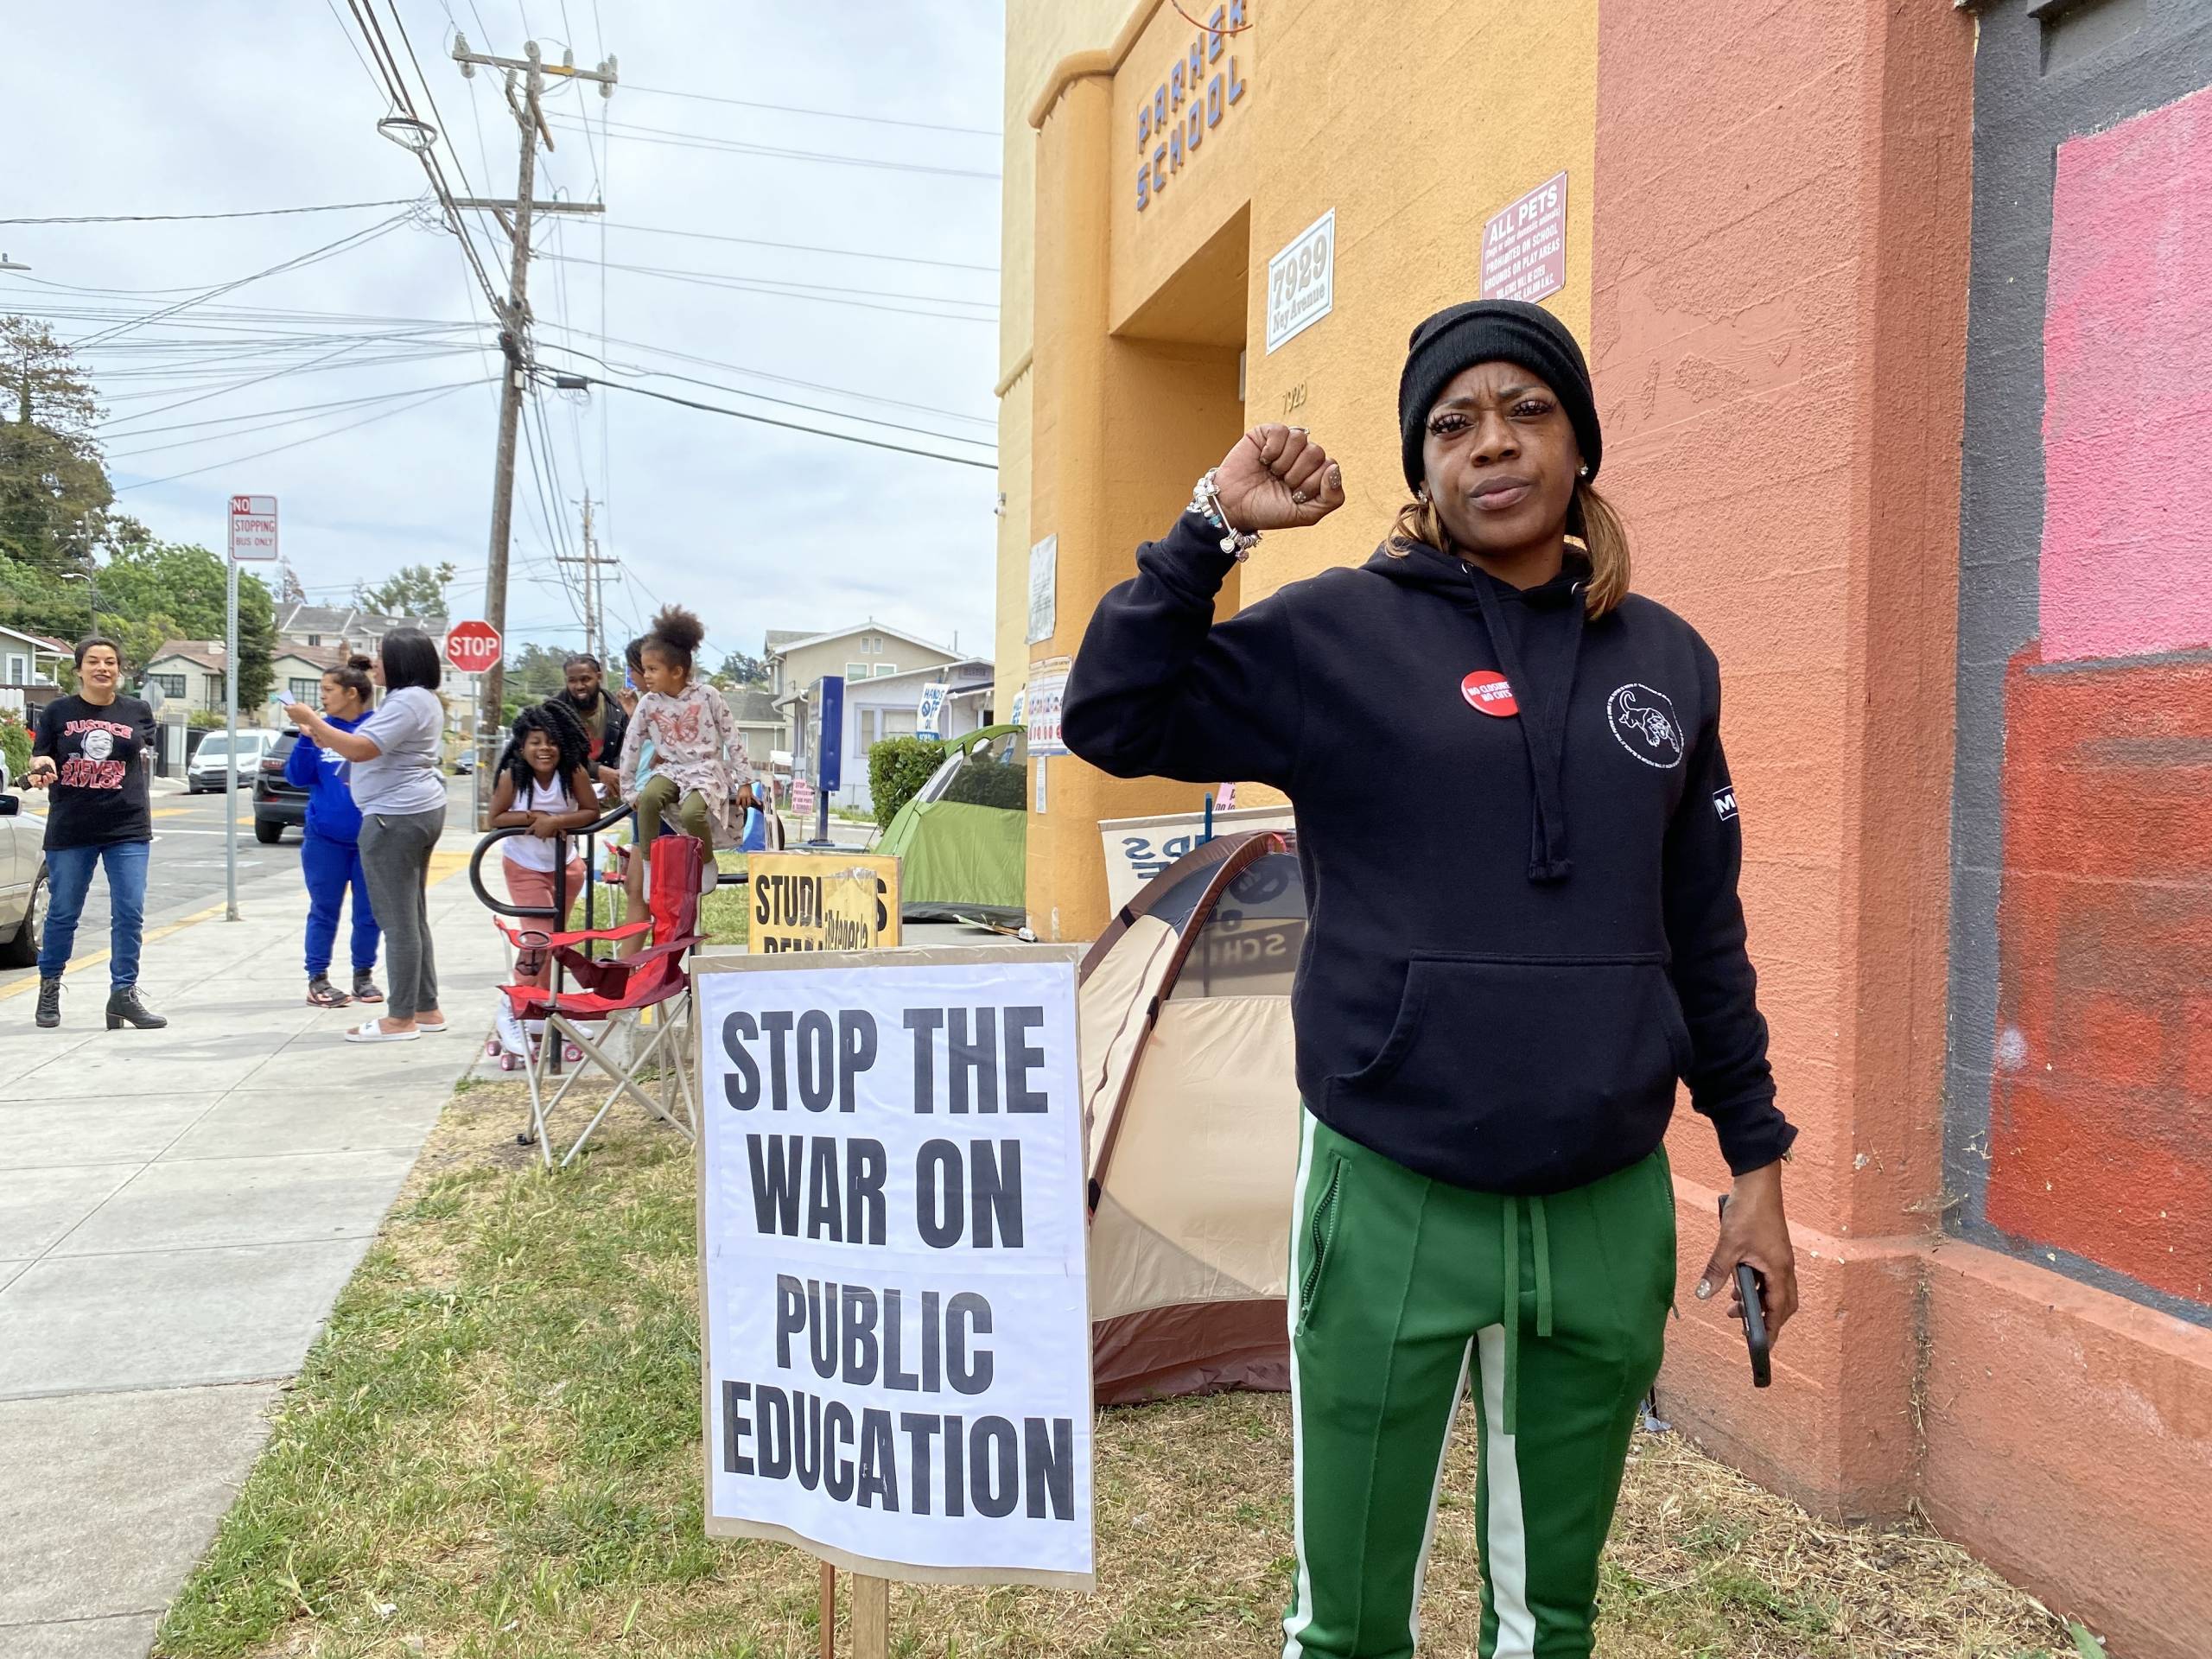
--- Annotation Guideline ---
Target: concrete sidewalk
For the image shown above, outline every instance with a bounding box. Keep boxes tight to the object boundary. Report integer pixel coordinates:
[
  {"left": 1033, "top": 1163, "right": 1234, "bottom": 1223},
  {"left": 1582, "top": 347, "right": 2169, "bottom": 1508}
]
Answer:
[{"left": 0, "top": 828, "right": 507, "bottom": 1658}]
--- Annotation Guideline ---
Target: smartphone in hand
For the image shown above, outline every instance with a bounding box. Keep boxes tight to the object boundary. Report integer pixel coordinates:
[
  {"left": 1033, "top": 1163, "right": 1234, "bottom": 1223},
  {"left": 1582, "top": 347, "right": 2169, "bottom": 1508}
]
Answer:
[{"left": 1716, "top": 1196, "right": 1772, "bottom": 1389}]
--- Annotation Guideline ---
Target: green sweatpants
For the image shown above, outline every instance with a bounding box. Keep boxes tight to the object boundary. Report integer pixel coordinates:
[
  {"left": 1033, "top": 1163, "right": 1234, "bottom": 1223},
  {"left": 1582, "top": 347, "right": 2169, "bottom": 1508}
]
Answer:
[
  {"left": 1283, "top": 1110, "right": 1675, "bottom": 1659},
  {"left": 635, "top": 772, "right": 711, "bottom": 844}
]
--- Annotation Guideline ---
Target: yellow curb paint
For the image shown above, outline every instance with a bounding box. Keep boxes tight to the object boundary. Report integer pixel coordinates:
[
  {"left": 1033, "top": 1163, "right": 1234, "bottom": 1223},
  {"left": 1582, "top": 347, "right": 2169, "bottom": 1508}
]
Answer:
[{"left": 0, "top": 900, "right": 227, "bottom": 1001}]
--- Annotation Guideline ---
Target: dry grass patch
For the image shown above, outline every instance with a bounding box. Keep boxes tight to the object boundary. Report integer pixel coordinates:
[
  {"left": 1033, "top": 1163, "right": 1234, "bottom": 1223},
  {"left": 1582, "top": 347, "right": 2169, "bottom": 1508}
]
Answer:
[{"left": 156, "top": 1082, "right": 2081, "bottom": 1659}]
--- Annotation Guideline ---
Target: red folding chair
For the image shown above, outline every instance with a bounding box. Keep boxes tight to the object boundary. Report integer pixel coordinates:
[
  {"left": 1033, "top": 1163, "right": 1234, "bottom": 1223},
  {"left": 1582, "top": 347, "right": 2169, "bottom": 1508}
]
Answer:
[{"left": 496, "top": 836, "right": 705, "bottom": 1168}]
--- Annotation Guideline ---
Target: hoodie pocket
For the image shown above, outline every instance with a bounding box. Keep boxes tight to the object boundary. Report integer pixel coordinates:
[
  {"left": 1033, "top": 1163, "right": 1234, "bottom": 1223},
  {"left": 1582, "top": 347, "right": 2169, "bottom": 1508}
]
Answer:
[{"left": 1329, "top": 953, "right": 1691, "bottom": 1192}]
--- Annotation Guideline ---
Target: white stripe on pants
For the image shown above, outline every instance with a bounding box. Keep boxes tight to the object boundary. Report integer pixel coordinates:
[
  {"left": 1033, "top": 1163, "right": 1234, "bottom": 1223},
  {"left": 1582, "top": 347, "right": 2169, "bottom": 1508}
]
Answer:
[{"left": 1476, "top": 1324, "right": 1535, "bottom": 1658}]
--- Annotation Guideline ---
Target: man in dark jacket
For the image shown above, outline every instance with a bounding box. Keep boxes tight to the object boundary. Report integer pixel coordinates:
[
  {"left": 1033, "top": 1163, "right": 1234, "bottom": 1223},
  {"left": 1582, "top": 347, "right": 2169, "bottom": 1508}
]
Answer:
[{"left": 560, "top": 653, "right": 627, "bottom": 791}]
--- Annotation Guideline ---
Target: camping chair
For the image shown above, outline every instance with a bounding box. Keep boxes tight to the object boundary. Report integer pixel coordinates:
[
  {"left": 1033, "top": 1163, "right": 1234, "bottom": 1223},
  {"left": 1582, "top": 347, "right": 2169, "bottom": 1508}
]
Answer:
[{"left": 492, "top": 833, "right": 706, "bottom": 1169}]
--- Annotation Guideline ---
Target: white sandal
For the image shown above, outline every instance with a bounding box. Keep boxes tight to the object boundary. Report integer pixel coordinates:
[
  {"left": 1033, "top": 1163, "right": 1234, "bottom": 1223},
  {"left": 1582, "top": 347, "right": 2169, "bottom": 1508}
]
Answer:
[{"left": 345, "top": 1021, "right": 422, "bottom": 1043}]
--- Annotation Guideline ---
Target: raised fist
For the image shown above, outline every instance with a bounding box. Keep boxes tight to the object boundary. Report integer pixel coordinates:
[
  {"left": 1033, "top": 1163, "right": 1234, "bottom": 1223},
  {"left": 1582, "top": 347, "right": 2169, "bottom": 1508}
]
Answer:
[{"left": 1211, "top": 424, "right": 1347, "bottom": 536}]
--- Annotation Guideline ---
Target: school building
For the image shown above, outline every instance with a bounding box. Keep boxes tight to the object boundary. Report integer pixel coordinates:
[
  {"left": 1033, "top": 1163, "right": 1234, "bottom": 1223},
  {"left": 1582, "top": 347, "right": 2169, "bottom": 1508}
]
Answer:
[{"left": 992, "top": 3, "right": 2212, "bottom": 1654}]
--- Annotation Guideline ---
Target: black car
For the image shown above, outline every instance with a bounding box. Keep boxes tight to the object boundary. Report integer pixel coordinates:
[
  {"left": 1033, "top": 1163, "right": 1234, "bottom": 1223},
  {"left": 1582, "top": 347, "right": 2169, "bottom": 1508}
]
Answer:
[{"left": 252, "top": 729, "right": 306, "bottom": 843}]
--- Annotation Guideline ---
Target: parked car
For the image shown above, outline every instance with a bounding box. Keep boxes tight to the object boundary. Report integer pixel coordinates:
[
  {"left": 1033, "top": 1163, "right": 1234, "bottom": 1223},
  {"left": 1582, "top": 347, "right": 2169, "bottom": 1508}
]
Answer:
[
  {"left": 252, "top": 729, "right": 306, "bottom": 844},
  {"left": 186, "top": 728, "right": 280, "bottom": 794},
  {"left": 0, "top": 753, "right": 48, "bottom": 969}
]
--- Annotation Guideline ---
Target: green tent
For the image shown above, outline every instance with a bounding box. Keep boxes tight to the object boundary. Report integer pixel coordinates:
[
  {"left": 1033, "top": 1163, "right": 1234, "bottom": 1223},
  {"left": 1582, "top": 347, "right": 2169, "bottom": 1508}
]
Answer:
[{"left": 874, "top": 724, "right": 1027, "bottom": 925}]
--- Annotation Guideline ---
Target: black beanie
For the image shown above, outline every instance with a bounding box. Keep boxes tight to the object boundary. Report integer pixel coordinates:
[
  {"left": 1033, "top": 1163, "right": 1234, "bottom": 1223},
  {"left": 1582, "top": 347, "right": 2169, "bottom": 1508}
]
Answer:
[{"left": 1397, "top": 299, "right": 1601, "bottom": 493}]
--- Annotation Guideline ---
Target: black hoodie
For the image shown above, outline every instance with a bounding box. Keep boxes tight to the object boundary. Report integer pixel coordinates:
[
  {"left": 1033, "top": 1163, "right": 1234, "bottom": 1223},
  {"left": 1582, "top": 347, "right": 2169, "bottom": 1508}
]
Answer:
[{"left": 1063, "top": 512, "right": 1794, "bottom": 1196}]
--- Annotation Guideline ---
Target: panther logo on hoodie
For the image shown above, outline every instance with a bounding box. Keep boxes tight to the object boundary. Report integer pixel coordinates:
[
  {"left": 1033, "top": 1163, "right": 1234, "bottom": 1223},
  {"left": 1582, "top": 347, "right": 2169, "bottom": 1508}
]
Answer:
[{"left": 1606, "top": 683, "right": 1686, "bottom": 769}]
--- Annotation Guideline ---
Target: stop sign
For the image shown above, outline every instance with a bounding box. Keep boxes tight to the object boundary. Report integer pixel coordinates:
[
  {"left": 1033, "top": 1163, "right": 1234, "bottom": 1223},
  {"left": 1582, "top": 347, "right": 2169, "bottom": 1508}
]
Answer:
[{"left": 445, "top": 620, "right": 503, "bottom": 675}]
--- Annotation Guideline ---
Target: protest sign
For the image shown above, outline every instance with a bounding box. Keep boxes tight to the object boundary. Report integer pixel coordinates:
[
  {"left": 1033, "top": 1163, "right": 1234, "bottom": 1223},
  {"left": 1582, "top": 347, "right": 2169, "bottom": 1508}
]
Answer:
[
  {"left": 1097, "top": 804, "right": 1296, "bottom": 912},
  {"left": 749, "top": 852, "right": 902, "bottom": 952},
  {"left": 696, "top": 946, "right": 1095, "bottom": 1589}
]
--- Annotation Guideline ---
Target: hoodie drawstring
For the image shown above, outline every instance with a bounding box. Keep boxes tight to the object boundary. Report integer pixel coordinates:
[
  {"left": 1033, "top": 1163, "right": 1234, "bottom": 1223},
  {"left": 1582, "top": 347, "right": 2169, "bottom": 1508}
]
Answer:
[
  {"left": 1499, "top": 1192, "right": 1555, "bottom": 1439},
  {"left": 1466, "top": 567, "right": 1585, "bottom": 884}
]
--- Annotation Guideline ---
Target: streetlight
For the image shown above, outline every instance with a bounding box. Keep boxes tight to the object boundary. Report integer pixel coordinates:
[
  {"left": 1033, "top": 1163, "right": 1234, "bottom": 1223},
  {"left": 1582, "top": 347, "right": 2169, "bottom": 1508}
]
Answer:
[
  {"left": 0, "top": 254, "right": 29, "bottom": 272},
  {"left": 376, "top": 114, "right": 439, "bottom": 153},
  {"left": 60, "top": 570, "right": 97, "bottom": 627}
]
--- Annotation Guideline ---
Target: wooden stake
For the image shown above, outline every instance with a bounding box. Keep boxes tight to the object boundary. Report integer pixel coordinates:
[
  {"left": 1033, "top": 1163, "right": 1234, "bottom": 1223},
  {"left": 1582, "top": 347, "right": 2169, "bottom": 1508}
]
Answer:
[
  {"left": 851, "top": 1573, "right": 891, "bottom": 1659},
  {"left": 818, "top": 1562, "right": 836, "bottom": 1659}
]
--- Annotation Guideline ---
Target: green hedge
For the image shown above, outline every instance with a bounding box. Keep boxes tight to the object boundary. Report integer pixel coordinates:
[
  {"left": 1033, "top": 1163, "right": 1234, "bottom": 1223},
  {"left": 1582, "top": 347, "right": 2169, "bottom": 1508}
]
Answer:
[
  {"left": 0, "top": 710, "right": 30, "bottom": 785},
  {"left": 868, "top": 735, "right": 944, "bottom": 826}
]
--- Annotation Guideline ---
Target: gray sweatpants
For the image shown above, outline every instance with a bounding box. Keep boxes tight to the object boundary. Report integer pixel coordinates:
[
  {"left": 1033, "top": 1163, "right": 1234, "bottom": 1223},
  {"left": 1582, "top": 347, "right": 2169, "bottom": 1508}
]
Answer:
[{"left": 358, "top": 806, "right": 444, "bottom": 1021}]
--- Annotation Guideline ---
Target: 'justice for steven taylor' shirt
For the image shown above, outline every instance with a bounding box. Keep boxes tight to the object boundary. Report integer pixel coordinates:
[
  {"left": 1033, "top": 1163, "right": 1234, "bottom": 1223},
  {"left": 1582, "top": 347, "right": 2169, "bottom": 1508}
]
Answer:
[{"left": 31, "top": 693, "right": 157, "bottom": 850}]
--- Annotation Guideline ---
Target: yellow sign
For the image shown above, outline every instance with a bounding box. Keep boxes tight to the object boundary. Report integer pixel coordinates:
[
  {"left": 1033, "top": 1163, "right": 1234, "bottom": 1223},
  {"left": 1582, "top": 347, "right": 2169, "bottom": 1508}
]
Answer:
[{"left": 747, "top": 853, "right": 901, "bottom": 953}]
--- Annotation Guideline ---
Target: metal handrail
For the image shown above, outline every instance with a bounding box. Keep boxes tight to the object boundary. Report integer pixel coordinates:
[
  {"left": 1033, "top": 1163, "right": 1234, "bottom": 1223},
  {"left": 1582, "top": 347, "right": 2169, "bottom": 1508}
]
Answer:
[{"left": 468, "top": 798, "right": 639, "bottom": 928}]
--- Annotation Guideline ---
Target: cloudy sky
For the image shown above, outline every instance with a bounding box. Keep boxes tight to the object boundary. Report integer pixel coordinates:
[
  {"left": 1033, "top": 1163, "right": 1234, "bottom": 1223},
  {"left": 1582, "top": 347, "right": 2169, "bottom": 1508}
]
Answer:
[{"left": 4, "top": 0, "right": 1006, "bottom": 671}]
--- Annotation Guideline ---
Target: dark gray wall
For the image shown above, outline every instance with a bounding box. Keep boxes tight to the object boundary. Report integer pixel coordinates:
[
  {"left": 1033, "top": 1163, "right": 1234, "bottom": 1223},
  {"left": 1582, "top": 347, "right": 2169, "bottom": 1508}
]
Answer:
[{"left": 1948, "top": 0, "right": 2212, "bottom": 1326}]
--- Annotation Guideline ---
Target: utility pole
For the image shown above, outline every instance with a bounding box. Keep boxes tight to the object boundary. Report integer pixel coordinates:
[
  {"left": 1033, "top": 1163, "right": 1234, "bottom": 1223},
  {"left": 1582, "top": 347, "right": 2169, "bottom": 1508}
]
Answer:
[
  {"left": 448, "top": 33, "right": 615, "bottom": 804},
  {"left": 558, "top": 491, "right": 620, "bottom": 663}
]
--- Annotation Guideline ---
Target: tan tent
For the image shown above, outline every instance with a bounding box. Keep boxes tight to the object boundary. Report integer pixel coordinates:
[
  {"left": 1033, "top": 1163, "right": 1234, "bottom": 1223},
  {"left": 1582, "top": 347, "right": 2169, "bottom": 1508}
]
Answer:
[{"left": 1079, "top": 830, "right": 1306, "bottom": 1404}]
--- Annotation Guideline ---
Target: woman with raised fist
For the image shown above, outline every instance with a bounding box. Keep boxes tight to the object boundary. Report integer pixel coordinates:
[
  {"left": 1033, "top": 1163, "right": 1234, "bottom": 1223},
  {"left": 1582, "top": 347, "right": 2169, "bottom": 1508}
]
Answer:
[{"left": 1065, "top": 299, "right": 1798, "bottom": 1659}]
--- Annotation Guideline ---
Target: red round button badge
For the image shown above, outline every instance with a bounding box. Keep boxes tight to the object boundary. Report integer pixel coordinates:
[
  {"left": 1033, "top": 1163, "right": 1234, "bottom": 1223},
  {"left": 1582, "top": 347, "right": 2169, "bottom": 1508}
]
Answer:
[{"left": 1460, "top": 671, "right": 1519, "bottom": 717}]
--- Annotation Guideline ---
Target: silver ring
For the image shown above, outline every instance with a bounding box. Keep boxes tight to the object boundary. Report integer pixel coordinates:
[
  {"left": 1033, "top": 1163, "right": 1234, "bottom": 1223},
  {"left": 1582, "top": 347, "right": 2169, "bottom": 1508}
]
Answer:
[{"left": 1291, "top": 491, "right": 1307, "bottom": 505}]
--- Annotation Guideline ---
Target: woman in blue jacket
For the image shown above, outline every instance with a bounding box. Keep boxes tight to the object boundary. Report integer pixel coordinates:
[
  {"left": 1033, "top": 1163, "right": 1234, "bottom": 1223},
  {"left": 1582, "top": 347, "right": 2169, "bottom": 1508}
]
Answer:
[{"left": 287, "top": 655, "right": 382, "bottom": 1007}]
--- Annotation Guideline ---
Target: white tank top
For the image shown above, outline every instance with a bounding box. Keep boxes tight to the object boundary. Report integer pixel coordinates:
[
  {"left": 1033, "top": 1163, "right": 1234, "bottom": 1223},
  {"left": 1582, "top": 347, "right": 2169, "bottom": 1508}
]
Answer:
[{"left": 502, "top": 774, "right": 575, "bottom": 870}]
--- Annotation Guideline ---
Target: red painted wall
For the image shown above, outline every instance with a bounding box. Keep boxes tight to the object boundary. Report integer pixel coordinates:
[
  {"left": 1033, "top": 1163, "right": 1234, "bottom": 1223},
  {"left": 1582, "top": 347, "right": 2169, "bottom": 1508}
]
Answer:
[{"left": 1986, "top": 652, "right": 2212, "bottom": 1302}]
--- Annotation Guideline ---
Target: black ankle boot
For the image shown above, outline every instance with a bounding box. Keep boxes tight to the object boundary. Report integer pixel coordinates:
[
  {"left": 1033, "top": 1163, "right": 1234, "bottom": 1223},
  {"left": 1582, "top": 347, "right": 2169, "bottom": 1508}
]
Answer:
[
  {"left": 105, "top": 984, "right": 168, "bottom": 1030},
  {"left": 35, "top": 978, "right": 61, "bottom": 1029}
]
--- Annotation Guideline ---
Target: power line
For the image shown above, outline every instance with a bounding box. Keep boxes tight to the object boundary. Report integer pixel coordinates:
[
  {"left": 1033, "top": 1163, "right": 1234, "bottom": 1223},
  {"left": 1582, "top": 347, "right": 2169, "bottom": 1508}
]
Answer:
[
  {"left": 0, "top": 200, "right": 423, "bottom": 226},
  {"left": 537, "top": 353, "right": 994, "bottom": 449},
  {"left": 543, "top": 251, "right": 995, "bottom": 313},
  {"left": 527, "top": 323, "right": 995, "bottom": 427},
  {"left": 559, "top": 116, "right": 1000, "bottom": 181},
  {"left": 68, "top": 214, "right": 412, "bottom": 351},
  {"left": 569, "top": 375, "right": 997, "bottom": 471},
  {"left": 563, "top": 256, "right": 996, "bottom": 324},
  {"left": 103, "top": 379, "right": 495, "bottom": 457},
  {"left": 605, "top": 218, "right": 996, "bottom": 275},
  {"left": 113, "top": 381, "right": 483, "bottom": 491},
  {"left": 623, "top": 82, "right": 998, "bottom": 138}
]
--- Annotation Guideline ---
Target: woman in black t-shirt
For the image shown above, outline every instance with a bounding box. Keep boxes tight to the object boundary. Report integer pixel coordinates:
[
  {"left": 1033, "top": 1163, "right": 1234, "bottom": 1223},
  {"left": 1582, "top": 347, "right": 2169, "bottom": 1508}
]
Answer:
[{"left": 23, "top": 636, "right": 166, "bottom": 1031}]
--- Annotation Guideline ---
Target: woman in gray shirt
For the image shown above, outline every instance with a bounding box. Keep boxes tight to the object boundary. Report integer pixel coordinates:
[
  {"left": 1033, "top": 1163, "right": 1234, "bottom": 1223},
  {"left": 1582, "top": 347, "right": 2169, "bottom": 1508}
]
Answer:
[{"left": 285, "top": 629, "right": 448, "bottom": 1040}]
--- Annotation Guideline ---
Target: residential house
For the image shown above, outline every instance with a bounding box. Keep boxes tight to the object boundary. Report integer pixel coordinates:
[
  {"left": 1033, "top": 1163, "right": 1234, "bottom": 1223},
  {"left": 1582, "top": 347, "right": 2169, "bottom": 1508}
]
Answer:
[
  {"left": 0, "top": 626, "right": 69, "bottom": 718},
  {"left": 763, "top": 623, "right": 963, "bottom": 704},
  {"left": 268, "top": 644, "right": 357, "bottom": 721},
  {"left": 276, "top": 602, "right": 446, "bottom": 658},
  {"left": 791, "top": 659, "right": 995, "bottom": 812},
  {"left": 142, "top": 642, "right": 232, "bottom": 715},
  {"left": 722, "top": 686, "right": 785, "bottom": 780}
]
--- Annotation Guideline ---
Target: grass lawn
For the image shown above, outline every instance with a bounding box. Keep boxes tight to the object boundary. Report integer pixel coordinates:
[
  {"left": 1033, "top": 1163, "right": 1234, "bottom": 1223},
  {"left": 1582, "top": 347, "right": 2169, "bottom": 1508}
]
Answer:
[
  {"left": 565, "top": 850, "right": 752, "bottom": 948},
  {"left": 156, "top": 1085, "right": 2081, "bottom": 1659}
]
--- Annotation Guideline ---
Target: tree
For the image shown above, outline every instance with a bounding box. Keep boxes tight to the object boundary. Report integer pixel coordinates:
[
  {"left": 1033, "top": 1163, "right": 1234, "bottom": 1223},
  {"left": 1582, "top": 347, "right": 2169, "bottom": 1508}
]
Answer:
[
  {"left": 499, "top": 640, "right": 573, "bottom": 726},
  {"left": 0, "top": 315, "right": 113, "bottom": 574},
  {"left": 712, "top": 649, "right": 770, "bottom": 689},
  {"left": 98, "top": 540, "right": 277, "bottom": 706},
  {"left": 354, "top": 562, "right": 454, "bottom": 620}
]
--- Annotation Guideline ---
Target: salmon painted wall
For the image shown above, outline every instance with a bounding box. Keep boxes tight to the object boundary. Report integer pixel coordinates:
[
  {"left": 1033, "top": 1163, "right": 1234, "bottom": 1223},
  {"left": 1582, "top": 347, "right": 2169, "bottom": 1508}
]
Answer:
[{"left": 1591, "top": 0, "right": 1972, "bottom": 1516}]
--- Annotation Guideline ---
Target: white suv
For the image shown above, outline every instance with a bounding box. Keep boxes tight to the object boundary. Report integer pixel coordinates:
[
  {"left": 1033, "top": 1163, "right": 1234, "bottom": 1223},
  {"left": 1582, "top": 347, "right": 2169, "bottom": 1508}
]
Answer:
[{"left": 187, "top": 728, "right": 281, "bottom": 794}]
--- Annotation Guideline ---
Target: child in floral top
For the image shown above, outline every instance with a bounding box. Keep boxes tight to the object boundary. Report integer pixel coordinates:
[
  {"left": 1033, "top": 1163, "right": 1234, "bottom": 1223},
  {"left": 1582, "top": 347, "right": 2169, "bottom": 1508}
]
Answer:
[{"left": 617, "top": 606, "right": 753, "bottom": 874}]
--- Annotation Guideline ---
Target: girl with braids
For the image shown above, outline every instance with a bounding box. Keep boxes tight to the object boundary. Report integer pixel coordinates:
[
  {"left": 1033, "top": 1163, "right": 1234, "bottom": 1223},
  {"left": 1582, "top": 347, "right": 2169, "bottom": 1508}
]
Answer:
[
  {"left": 488, "top": 700, "right": 601, "bottom": 992},
  {"left": 616, "top": 604, "right": 751, "bottom": 888},
  {"left": 285, "top": 654, "right": 383, "bottom": 1008}
]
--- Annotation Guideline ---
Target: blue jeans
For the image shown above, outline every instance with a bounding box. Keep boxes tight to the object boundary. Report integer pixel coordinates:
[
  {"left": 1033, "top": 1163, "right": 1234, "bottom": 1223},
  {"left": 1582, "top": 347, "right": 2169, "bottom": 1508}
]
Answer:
[
  {"left": 301, "top": 830, "right": 379, "bottom": 978},
  {"left": 40, "top": 839, "right": 151, "bottom": 988}
]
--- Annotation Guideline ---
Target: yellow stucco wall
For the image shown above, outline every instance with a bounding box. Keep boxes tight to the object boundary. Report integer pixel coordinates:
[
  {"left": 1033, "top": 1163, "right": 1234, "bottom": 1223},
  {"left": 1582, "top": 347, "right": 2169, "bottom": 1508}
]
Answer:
[{"left": 1001, "top": 0, "right": 1597, "bottom": 938}]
